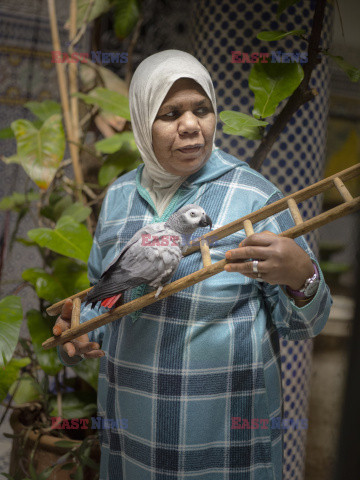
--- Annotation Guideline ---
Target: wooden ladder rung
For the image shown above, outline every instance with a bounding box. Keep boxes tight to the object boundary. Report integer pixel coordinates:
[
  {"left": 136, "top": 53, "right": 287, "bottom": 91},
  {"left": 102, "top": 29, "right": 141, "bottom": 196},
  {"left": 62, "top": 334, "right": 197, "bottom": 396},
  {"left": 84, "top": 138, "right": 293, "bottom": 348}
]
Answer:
[
  {"left": 200, "top": 239, "right": 212, "bottom": 267},
  {"left": 333, "top": 177, "right": 353, "bottom": 203},
  {"left": 243, "top": 219, "right": 255, "bottom": 236},
  {"left": 287, "top": 198, "right": 304, "bottom": 226},
  {"left": 71, "top": 297, "right": 81, "bottom": 328}
]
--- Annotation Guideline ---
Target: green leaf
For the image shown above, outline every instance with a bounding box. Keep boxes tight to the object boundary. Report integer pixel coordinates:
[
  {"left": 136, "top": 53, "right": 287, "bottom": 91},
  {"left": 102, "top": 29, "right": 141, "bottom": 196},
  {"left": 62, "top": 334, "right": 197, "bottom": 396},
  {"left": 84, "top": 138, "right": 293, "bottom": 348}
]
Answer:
[
  {"left": 15, "top": 237, "right": 38, "bottom": 247},
  {"left": 0, "top": 296, "right": 23, "bottom": 367},
  {"left": 50, "top": 392, "right": 97, "bottom": 419},
  {"left": 54, "top": 440, "right": 80, "bottom": 448},
  {"left": 40, "top": 192, "right": 65, "bottom": 221},
  {"left": 22, "top": 268, "right": 68, "bottom": 303},
  {"left": 74, "top": 88, "right": 130, "bottom": 120},
  {"left": 52, "top": 195, "right": 73, "bottom": 220},
  {"left": 24, "top": 100, "right": 62, "bottom": 122},
  {"left": 26, "top": 310, "right": 63, "bottom": 376},
  {"left": 219, "top": 111, "right": 268, "bottom": 128},
  {"left": 29, "top": 463, "right": 37, "bottom": 480},
  {"left": 257, "top": 29, "right": 305, "bottom": 41},
  {"left": 37, "top": 466, "right": 56, "bottom": 480},
  {"left": 27, "top": 216, "right": 92, "bottom": 263},
  {"left": 0, "top": 126, "right": 15, "bottom": 139},
  {"left": 60, "top": 203, "right": 92, "bottom": 223},
  {"left": 96, "top": 132, "right": 140, "bottom": 186},
  {"left": 220, "top": 111, "right": 268, "bottom": 140},
  {"left": 80, "top": 454, "right": 99, "bottom": 471},
  {"left": 95, "top": 135, "right": 123, "bottom": 154},
  {"left": 48, "top": 196, "right": 91, "bottom": 224},
  {"left": 113, "top": 0, "right": 139, "bottom": 39},
  {"left": 0, "top": 357, "right": 31, "bottom": 403},
  {"left": 8, "top": 373, "right": 42, "bottom": 404},
  {"left": 51, "top": 257, "right": 90, "bottom": 295},
  {"left": 328, "top": 54, "right": 360, "bottom": 83},
  {"left": 0, "top": 191, "right": 40, "bottom": 211},
  {"left": 2, "top": 115, "right": 65, "bottom": 190},
  {"left": 249, "top": 62, "right": 304, "bottom": 118},
  {"left": 22, "top": 259, "right": 89, "bottom": 304},
  {"left": 73, "top": 465, "right": 83, "bottom": 480},
  {"left": 44, "top": 195, "right": 91, "bottom": 223},
  {"left": 222, "top": 125, "right": 263, "bottom": 140},
  {"left": 98, "top": 149, "right": 141, "bottom": 186},
  {"left": 277, "top": 0, "right": 300, "bottom": 16},
  {"left": 95, "top": 131, "right": 137, "bottom": 154}
]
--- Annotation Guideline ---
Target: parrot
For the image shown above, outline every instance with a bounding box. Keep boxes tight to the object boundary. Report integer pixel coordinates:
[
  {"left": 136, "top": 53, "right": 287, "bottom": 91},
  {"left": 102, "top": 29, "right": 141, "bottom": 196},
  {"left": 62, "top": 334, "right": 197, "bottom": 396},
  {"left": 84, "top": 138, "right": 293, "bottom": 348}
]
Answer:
[{"left": 84, "top": 204, "right": 212, "bottom": 310}]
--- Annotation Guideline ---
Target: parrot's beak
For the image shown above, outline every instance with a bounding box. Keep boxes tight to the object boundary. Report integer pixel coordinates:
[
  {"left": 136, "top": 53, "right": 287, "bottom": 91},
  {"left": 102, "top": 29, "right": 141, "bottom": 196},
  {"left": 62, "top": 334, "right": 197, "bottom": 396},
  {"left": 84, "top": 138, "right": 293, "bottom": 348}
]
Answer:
[{"left": 200, "top": 214, "right": 212, "bottom": 229}]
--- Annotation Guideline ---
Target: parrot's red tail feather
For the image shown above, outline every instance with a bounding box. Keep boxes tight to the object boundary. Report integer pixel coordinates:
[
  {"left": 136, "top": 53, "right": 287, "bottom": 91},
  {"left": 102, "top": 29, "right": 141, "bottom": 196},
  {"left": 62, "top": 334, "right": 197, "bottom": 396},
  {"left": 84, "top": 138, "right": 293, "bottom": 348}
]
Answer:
[{"left": 101, "top": 294, "right": 122, "bottom": 308}]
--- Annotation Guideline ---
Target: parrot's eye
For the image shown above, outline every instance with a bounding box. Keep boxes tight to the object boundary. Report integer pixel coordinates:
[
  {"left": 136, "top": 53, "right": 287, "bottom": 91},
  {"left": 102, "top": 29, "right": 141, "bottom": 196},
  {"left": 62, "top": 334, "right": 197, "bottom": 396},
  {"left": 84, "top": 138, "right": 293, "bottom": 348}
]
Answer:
[{"left": 190, "top": 211, "right": 196, "bottom": 217}]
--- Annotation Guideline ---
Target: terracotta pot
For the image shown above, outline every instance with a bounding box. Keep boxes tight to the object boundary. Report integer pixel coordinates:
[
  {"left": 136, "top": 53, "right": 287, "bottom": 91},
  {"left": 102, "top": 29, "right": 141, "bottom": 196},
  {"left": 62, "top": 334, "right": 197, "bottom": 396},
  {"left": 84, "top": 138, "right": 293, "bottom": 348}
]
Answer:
[{"left": 9, "top": 409, "right": 100, "bottom": 479}]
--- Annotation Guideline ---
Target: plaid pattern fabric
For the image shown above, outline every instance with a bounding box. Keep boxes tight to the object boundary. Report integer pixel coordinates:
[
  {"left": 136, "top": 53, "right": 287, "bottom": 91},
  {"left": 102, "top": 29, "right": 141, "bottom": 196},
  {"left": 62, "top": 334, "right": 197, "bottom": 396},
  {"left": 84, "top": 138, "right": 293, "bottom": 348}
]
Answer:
[{"left": 58, "top": 149, "right": 332, "bottom": 479}]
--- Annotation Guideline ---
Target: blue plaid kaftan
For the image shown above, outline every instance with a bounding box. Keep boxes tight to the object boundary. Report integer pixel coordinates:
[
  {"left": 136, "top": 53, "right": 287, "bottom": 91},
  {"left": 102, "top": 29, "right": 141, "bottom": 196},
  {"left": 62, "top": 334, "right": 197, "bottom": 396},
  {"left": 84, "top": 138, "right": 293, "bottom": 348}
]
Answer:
[{"left": 58, "top": 149, "right": 332, "bottom": 479}]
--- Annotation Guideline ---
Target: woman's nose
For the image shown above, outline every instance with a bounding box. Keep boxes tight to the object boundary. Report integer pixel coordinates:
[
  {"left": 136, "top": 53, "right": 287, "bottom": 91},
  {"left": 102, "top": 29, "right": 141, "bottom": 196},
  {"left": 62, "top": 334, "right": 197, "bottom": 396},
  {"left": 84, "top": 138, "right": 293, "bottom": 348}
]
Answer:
[{"left": 178, "top": 111, "right": 200, "bottom": 135}]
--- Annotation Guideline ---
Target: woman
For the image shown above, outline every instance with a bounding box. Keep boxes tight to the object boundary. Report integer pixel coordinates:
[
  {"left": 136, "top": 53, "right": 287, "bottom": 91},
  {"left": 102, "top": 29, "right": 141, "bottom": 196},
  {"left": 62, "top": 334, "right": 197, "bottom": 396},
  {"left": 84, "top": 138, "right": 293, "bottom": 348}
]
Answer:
[{"left": 55, "top": 50, "right": 332, "bottom": 479}]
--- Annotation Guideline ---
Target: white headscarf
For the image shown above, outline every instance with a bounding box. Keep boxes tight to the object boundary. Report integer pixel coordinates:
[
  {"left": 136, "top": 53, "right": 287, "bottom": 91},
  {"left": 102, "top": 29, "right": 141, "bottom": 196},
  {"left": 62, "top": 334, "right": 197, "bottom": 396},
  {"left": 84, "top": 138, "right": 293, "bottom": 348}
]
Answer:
[{"left": 128, "top": 49, "right": 217, "bottom": 217}]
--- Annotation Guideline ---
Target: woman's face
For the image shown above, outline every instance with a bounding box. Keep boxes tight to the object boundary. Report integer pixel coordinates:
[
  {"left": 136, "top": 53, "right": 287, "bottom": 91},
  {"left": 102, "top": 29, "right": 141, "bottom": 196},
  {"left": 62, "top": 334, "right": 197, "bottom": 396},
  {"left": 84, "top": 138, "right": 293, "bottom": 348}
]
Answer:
[{"left": 152, "top": 78, "right": 216, "bottom": 176}]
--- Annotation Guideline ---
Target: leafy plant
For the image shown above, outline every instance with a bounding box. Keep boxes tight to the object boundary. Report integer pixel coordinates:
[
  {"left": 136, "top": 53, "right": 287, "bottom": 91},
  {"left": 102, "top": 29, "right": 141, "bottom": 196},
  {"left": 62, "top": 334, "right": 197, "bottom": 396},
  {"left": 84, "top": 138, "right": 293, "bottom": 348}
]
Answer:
[
  {"left": 0, "top": 1, "right": 143, "bottom": 479},
  {"left": 2, "top": 115, "right": 66, "bottom": 190}
]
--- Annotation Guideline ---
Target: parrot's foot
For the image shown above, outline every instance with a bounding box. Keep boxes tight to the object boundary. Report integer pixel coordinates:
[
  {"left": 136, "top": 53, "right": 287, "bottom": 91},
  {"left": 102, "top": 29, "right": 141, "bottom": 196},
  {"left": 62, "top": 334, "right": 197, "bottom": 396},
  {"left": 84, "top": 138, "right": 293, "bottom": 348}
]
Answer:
[{"left": 155, "top": 286, "right": 163, "bottom": 298}]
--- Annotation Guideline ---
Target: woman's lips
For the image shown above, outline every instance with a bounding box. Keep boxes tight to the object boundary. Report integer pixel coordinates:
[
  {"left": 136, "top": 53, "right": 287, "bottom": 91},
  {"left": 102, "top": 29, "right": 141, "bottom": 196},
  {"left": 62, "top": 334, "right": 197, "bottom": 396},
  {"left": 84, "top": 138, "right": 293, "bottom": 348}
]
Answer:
[{"left": 178, "top": 145, "right": 203, "bottom": 154}]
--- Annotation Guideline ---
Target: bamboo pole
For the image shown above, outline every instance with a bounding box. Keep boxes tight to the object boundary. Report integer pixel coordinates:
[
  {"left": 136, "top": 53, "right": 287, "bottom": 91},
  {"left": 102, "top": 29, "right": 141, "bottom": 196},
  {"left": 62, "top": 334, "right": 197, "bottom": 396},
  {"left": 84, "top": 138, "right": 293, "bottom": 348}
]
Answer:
[
  {"left": 47, "top": 0, "right": 84, "bottom": 202},
  {"left": 42, "top": 194, "right": 360, "bottom": 350},
  {"left": 68, "top": 0, "right": 80, "bottom": 153}
]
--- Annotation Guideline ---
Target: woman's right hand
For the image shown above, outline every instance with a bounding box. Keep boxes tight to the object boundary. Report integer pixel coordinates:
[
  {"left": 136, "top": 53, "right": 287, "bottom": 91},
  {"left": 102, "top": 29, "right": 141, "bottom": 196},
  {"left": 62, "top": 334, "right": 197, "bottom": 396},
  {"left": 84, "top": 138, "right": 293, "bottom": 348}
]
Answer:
[{"left": 53, "top": 298, "right": 105, "bottom": 359}]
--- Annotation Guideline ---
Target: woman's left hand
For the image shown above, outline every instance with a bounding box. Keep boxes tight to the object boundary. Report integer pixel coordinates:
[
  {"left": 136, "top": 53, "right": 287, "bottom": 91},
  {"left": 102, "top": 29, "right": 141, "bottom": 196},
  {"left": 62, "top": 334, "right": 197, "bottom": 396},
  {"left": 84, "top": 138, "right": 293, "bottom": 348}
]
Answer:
[{"left": 224, "top": 232, "right": 314, "bottom": 290}]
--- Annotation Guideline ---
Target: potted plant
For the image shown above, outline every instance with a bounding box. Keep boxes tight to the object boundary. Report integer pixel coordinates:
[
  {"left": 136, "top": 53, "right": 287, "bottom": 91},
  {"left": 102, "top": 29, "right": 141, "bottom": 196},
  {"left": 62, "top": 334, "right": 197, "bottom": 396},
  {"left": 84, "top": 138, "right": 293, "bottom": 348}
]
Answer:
[{"left": 0, "top": 292, "right": 101, "bottom": 479}]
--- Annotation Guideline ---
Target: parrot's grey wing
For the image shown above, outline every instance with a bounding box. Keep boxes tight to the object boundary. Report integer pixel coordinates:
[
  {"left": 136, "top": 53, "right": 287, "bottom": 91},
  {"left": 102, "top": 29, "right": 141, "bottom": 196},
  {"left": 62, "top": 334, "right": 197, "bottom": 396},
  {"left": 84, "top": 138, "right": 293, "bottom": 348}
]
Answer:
[
  {"left": 100, "top": 222, "right": 166, "bottom": 278},
  {"left": 88, "top": 229, "right": 181, "bottom": 298},
  {"left": 84, "top": 225, "right": 182, "bottom": 305},
  {"left": 118, "top": 237, "right": 175, "bottom": 281}
]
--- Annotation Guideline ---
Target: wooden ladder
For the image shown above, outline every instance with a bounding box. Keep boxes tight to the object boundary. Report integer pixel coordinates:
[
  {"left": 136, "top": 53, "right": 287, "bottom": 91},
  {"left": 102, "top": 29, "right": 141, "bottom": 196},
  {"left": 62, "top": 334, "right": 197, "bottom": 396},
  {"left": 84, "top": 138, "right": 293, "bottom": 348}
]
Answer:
[{"left": 42, "top": 163, "right": 360, "bottom": 350}]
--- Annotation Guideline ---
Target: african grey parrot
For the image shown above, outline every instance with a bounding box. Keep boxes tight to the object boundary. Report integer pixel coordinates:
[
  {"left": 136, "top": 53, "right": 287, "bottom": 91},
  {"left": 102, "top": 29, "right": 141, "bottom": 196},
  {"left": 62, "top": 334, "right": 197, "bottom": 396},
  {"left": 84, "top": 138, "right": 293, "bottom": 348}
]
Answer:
[{"left": 84, "top": 204, "right": 212, "bottom": 310}]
